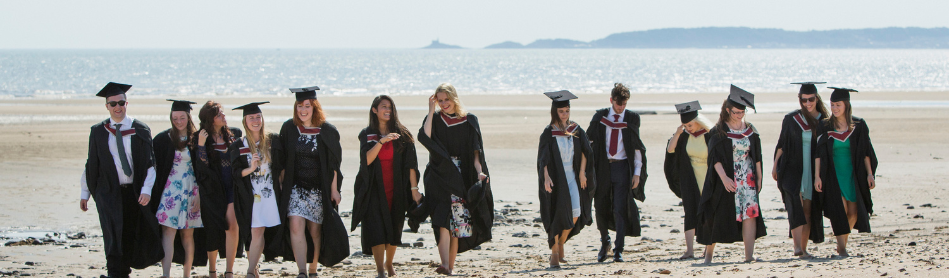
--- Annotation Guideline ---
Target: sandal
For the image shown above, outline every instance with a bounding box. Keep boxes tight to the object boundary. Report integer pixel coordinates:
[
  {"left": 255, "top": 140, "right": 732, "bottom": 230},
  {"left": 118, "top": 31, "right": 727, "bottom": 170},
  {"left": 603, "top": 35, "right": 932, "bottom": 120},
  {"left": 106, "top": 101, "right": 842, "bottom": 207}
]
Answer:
[
  {"left": 224, "top": 271, "right": 234, "bottom": 278},
  {"left": 209, "top": 271, "right": 217, "bottom": 278},
  {"left": 308, "top": 273, "right": 319, "bottom": 278}
]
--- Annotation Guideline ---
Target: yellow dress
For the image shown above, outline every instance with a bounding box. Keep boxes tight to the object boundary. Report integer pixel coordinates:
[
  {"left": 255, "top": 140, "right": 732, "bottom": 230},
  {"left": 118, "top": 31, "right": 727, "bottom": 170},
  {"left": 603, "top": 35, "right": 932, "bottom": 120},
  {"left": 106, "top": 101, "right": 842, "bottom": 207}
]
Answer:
[{"left": 686, "top": 134, "right": 708, "bottom": 195}]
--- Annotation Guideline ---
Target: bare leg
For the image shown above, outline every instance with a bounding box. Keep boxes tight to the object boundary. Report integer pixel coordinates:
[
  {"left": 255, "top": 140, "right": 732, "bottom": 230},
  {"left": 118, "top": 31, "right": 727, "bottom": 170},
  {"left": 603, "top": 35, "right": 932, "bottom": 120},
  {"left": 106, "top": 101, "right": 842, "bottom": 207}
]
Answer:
[
  {"left": 181, "top": 229, "right": 195, "bottom": 278},
  {"left": 307, "top": 221, "right": 323, "bottom": 274},
  {"left": 844, "top": 200, "right": 858, "bottom": 230},
  {"left": 384, "top": 245, "right": 397, "bottom": 277},
  {"left": 790, "top": 225, "right": 804, "bottom": 256},
  {"left": 208, "top": 250, "right": 218, "bottom": 276},
  {"left": 680, "top": 229, "right": 695, "bottom": 259},
  {"left": 448, "top": 237, "right": 459, "bottom": 272},
  {"left": 437, "top": 228, "right": 451, "bottom": 271},
  {"left": 289, "top": 216, "right": 308, "bottom": 275},
  {"left": 558, "top": 228, "right": 572, "bottom": 263},
  {"left": 703, "top": 243, "right": 716, "bottom": 264},
  {"left": 161, "top": 226, "right": 177, "bottom": 278},
  {"left": 246, "top": 227, "right": 266, "bottom": 277},
  {"left": 371, "top": 244, "right": 386, "bottom": 277},
  {"left": 742, "top": 218, "right": 757, "bottom": 262},
  {"left": 225, "top": 204, "right": 239, "bottom": 278},
  {"left": 800, "top": 199, "right": 813, "bottom": 258},
  {"left": 837, "top": 197, "right": 856, "bottom": 257},
  {"left": 549, "top": 234, "right": 560, "bottom": 268}
]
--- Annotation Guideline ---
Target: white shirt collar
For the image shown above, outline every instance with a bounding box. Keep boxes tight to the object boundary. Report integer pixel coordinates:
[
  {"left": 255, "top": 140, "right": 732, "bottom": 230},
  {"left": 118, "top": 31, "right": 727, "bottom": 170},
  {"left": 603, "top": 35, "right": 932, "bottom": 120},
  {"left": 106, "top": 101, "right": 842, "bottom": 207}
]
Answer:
[
  {"left": 607, "top": 108, "right": 624, "bottom": 120},
  {"left": 109, "top": 116, "right": 133, "bottom": 128}
]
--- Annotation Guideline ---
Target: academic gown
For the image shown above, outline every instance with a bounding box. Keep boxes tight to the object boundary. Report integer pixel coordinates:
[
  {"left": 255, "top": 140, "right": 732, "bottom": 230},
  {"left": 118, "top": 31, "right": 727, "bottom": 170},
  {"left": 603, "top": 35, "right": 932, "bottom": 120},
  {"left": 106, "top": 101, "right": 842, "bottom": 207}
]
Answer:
[
  {"left": 774, "top": 111, "right": 826, "bottom": 243},
  {"left": 696, "top": 124, "right": 767, "bottom": 245},
  {"left": 536, "top": 123, "right": 596, "bottom": 248},
  {"left": 417, "top": 112, "right": 494, "bottom": 253},
  {"left": 586, "top": 108, "right": 649, "bottom": 237},
  {"left": 84, "top": 119, "right": 163, "bottom": 269},
  {"left": 273, "top": 119, "right": 350, "bottom": 266},
  {"left": 228, "top": 133, "right": 283, "bottom": 259},
  {"left": 191, "top": 127, "right": 242, "bottom": 256},
  {"left": 815, "top": 116, "right": 878, "bottom": 236},
  {"left": 153, "top": 129, "right": 209, "bottom": 266},
  {"left": 663, "top": 130, "right": 710, "bottom": 232},
  {"left": 351, "top": 127, "right": 420, "bottom": 255}
]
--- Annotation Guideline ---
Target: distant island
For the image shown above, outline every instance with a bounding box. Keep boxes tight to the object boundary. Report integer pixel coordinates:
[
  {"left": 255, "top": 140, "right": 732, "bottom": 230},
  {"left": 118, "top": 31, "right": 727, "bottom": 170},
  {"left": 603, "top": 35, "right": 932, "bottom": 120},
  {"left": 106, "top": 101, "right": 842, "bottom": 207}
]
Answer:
[
  {"left": 422, "top": 39, "right": 463, "bottom": 49},
  {"left": 484, "top": 27, "right": 949, "bottom": 49}
]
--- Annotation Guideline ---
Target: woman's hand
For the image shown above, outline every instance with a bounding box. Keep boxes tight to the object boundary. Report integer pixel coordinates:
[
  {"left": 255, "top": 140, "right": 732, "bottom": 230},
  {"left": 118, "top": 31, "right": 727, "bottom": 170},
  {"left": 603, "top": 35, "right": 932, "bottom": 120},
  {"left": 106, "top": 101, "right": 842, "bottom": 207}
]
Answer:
[
  {"left": 814, "top": 177, "right": 823, "bottom": 193},
  {"left": 722, "top": 178, "right": 737, "bottom": 192},
  {"left": 479, "top": 172, "right": 489, "bottom": 183},
  {"left": 137, "top": 194, "right": 151, "bottom": 206},
  {"left": 250, "top": 153, "right": 261, "bottom": 170},
  {"left": 428, "top": 94, "right": 438, "bottom": 114},
  {"left": 543, "top": 175, "right": 553, "bottom": 193},
  {"left": 381, "top": 133, "right": 400, "bottom": 144},
  {"left": 331, "top": 190, "right": 341, "bottom": 206},
  {"left": 579, "top": 171, "right": 587, "bottom": 189},
  {"left": 868, "top": 174, "right": 876, "bottom": 190},
  {"left": 412, "top": 189, "right": 422, "bottom": 203},
  {"left": 771, "top": 165, "right": 778, "bottom": 181},
  {"left": 197, "top": 129, "right": 208, "bottom": 146},
  {"left": 191, "top": 196, "right": 200, "bottom": 212},
  {"left": 675, "top": 124, "right": 685, "bottom": 135}
]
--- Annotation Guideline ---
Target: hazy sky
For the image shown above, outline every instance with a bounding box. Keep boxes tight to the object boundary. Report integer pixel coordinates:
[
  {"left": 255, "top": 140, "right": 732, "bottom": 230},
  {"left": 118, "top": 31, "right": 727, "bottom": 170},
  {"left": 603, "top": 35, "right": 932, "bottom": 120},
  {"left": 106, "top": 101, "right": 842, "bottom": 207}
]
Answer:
[{"left": 2, "top": 0, "right": 947, "bottom": 49}]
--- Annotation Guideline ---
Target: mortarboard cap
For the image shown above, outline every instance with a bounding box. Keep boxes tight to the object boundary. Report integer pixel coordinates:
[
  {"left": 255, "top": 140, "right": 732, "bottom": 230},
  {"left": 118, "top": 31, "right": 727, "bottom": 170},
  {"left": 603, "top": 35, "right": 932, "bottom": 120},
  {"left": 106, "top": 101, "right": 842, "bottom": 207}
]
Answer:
[
  {"left": 167, "top": 99, "right": 197, "bottom": 112},
  {"left": 675, "top": 100, "right": 702, "bottom": 124},
  {"left": 96, "top": 82, "right": 132, "bottom": 98},
  {"left": 289, "top": 86, "right": 320, "bottom": 102},
  {"left": 728, "top": 84, "right": 756, "bottom": 112},
  {"left": 232, "top": 101, "right": 270, "bottom": 116},
  {"left": 791, "top": 81, "right": 826, "bottom": 95},
  {"left": 544, "top": 90, "right": 578, "bottom": 108},
  {"left": 828, "top": 87, "right": 857, "bottom": 102}
]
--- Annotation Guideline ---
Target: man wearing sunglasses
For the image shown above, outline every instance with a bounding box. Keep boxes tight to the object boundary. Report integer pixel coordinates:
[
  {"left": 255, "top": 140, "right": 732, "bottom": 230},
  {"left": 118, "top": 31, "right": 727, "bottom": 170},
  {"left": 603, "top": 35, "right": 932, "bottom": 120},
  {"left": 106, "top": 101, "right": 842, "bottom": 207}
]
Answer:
[{"left": 80, "top": 82, "right": 163, "bottom": 278}]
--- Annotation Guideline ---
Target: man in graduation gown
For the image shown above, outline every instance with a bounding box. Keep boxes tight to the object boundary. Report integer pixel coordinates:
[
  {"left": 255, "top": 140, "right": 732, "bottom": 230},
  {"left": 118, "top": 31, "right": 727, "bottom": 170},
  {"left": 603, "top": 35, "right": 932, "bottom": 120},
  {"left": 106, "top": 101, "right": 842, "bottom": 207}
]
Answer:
[
  {"left": 80, "top": 82, "right": 163, "bottom": 278},
  {"left": 586, "top": 83, "right": 648, "bottom": 262}
]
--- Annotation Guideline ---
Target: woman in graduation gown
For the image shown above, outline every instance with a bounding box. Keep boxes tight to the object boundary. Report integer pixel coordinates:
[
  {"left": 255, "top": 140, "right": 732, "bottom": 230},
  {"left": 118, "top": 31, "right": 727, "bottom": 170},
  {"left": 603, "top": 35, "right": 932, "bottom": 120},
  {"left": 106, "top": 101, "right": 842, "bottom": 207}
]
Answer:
[
  {"left": 351, "top": 95, "right": 421, "bottom": 278},
  {"left": 772, "top": 82, "right": 830, "bottom": 258},
  {"left": 697, "top": 85, "right": 767, "bottom": 264},
  {"left": 814, "top": 87, "right": 878, "bottom": 257},
  {"left": 663, "top": 101, "right": 712, "bottom": 260},
  {"left": 154, "top": 99, "right": 207, "bottom": 278},
  {"left": 193, "top": 100, "right": 243, "bottom": 278},
  {"left": 419, "top": 83, "right": 493, "bottom": 275},
  {"left": 228, "top": 102, "right": 282, "bottom": 278},
  {"left": 536, "top": 91, "right": 595, "bottom": 268},
  {"left": 276, "top": 86, "right": 349, "bottom": 278}
]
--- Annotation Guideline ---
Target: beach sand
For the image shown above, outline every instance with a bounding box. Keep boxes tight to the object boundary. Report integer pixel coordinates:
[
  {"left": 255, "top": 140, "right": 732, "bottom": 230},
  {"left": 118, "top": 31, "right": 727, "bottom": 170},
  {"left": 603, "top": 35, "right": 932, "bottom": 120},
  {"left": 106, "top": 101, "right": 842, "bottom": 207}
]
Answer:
[{"left": 1, "top": 91, "right": 948, "bottom": 277}]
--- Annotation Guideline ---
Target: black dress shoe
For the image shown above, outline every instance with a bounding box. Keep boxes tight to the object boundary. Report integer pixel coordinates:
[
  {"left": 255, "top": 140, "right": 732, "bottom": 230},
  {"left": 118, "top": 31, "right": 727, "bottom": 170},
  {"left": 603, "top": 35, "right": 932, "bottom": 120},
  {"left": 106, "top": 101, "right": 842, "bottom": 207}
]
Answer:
[
  {"left": 613, "top": 252, "right": 624, "bottom": 262},
  {"left": 597, "top": 238, "right": 611, "bottom": 262}
]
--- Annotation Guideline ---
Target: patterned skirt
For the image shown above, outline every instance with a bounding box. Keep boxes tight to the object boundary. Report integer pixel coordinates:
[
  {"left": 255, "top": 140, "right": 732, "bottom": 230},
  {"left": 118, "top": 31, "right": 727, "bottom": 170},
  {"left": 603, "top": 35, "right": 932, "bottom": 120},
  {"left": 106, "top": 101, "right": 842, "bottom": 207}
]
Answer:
[
  {"left": 449, "top": 194, "right": 473, "bottom": 238},
  {"left": 288, "top": 185, "right": 324, "bottom": 224}
]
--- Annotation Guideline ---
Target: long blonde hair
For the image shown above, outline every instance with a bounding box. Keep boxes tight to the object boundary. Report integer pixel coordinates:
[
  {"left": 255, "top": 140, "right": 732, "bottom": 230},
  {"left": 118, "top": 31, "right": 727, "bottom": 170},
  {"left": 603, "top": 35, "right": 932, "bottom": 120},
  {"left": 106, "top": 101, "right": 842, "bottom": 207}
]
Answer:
[
  {"left": 435, "top": 83, "right": 467, "bottom": 116},
  {"left": 242, "top": 115, "right": 272, "bottom": 164},
  {"left": 691, "top": 113, "right": 714, "bottom": 132}
]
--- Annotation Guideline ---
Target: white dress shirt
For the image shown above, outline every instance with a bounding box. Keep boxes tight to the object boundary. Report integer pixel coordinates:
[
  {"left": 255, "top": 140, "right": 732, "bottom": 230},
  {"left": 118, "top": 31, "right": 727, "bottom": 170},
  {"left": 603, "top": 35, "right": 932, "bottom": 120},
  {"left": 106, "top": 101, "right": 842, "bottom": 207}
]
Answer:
[
  {"left": 80, "top": 116, "right": 156, "bottom": 200},
  {"left": 604, "top": 108, "right": 643, "bottom": 176}
]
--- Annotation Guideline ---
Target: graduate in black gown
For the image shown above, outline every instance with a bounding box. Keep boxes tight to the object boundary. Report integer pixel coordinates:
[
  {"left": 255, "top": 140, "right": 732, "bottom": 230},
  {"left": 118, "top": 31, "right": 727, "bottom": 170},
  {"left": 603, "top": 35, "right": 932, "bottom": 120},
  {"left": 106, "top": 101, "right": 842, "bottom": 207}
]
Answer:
[
  {"left": 697, "top": 85, "right": 766, "bottom": 264},
  {"left": 586, "top": 83, "right": 648, "bottom": 263},
  {"left": 351, "top": 95, "right": 420, "bottom": 278},
  {"left": 192, "top": 101, "right": 243, "bottom": 278},
  {"left": 419, "top": 83, "right": 493, "bottom": 275},
  {"left": 80, "top": 82, "right": 162, "bottom": 278},
  {"left": 663, "top": 101, "right": 712, "bottom": 260},
  {"left": 153, "top": 99, "right": 208, "bottom": 278},
  {"left": 773, "top": 82, "right": 830, "bottom": 259},
  {"left": 536, "top": 90, "right": 596, "bottom": 268},
  {"left": 275, "top": 86, "right": 349, "bottom": 278},
  {"left": 229, "top": 102, "right": 283, "bottom": 278},
  {"left": 814, "top": 87, "right": 878, "bottom": 257}
]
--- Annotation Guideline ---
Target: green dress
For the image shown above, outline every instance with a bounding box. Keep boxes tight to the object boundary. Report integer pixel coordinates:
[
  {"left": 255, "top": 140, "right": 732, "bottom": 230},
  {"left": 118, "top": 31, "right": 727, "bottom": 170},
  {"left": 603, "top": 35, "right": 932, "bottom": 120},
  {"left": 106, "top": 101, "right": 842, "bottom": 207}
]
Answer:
[{"left": 833, "top": 138, "right": 857, "bottom": 202}]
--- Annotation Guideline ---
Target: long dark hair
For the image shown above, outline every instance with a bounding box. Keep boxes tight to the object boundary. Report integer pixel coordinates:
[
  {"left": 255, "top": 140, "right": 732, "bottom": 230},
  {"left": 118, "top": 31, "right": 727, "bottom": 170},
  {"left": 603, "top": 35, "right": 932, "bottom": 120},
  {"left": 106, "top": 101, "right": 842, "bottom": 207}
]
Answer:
[
  {"left": 549, "top": 104, "right": 575, "bottom": 137},
  {"left": 799, "top": 92, "right": 830, "bottom": 128},
  {"left": 715, "top": 99, "right": 746, "bottom": 134},
  {"left": 369, "top": 95, "right": 414, "bottom": 150},
  {"left": 197, "top": 100, "right": 233, "bottom": 141},
  {"left": 169, "top": 112, "right": 197, "bottom": 151},
  {"left": 828, "top": 100, "right": 854, "bottom": 132}
]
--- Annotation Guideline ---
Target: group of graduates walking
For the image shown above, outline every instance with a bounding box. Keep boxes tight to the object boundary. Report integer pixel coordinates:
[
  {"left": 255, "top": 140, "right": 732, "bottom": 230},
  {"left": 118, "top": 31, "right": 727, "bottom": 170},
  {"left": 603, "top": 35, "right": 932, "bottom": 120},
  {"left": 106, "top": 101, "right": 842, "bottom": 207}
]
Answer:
[{"left": 80, "top": 80, "right": 877, "bottom": 278}]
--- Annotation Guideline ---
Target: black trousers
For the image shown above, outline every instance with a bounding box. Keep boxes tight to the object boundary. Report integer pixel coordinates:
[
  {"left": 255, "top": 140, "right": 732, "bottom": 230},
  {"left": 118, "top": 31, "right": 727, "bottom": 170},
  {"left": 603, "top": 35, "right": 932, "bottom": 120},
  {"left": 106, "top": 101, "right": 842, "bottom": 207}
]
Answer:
[
  {"left": 106, "top": 185, "right": 139, "bottom": 278},
  {"left": 599, "top": 159, "right": 631, "bottom": 252}
]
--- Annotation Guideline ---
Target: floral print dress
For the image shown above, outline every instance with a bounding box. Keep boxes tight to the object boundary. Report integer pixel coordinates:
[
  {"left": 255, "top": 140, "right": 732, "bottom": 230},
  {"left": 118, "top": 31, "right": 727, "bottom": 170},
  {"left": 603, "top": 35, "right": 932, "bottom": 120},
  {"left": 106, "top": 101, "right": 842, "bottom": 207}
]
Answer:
[
  {"left": 730, "top": 127, "right": 760, "bottom": 222},
  {"left": 156, "top": 148, "right": 203, "bottom": 229}
]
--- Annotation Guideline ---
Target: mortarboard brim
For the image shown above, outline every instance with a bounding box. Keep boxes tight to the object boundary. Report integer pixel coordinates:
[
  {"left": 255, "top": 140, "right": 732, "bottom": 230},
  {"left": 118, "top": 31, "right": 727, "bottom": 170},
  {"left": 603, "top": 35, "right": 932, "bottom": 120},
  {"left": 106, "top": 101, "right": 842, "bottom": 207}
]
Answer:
[
  {"left": 96, "top": 82, "right": 132, "bottom": 98},
  {"left": 167, "top": 99, "right": 197, "bottom": 112},
  {"left": 675, "top": 100, "right": 702, "bottom": 124},
  {"left": 728, "top": 84, "right": 756, "bottom": 112},
  {"left": 544, "top": 90, "right": 578, "bottom": 108},
  {"left": 289, "top": 86, "right": 321, "bottom": 102},
  {"left": 232, "top": 101, "right": 270, "bottom": 116}
]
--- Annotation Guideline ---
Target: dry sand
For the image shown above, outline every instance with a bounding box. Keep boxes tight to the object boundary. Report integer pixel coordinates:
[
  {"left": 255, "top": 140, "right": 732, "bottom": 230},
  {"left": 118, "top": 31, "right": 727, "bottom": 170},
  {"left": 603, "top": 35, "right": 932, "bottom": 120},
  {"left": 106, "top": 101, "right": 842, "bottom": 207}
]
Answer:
[{"left": 1, "top": 91, "right": 948, "bottom": 277}]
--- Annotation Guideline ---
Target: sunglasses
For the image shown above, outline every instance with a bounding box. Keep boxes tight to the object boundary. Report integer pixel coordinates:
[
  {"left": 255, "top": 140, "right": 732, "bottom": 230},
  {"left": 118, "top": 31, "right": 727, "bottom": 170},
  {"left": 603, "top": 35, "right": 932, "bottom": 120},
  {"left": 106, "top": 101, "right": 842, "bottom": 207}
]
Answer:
[
  {"left": 107, "top": 100, "right": 127, "bottom": 107},
  {"left": 800, "top": 96, "right": 817, "bottom": 103}
]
